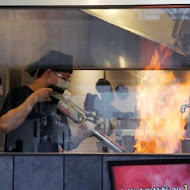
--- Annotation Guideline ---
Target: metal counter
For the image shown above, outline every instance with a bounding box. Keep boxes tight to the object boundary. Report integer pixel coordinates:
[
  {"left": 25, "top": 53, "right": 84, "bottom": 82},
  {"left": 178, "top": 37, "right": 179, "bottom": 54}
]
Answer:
[{"left": 1, "top": 153, "right": 190, "bottom": 190}]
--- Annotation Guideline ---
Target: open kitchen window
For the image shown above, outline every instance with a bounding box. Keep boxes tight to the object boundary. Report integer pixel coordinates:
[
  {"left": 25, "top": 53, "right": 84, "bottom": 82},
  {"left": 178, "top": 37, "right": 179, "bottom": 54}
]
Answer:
[{"left": 0, "top": 6, "right": 190, "bottom": 154}]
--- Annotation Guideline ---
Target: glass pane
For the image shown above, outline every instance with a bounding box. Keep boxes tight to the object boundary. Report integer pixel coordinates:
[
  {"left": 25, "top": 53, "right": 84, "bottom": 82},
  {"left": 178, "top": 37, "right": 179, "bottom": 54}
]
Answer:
[{"left": 0, "top": 7, "right": 190, "bottom": 153}]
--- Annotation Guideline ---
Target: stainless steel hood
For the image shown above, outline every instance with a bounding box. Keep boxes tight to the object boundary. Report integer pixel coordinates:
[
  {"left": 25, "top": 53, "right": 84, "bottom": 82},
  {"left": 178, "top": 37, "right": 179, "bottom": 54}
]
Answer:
[
  {"left": 83, "top": 8, "right": 190, "bottom": 56},
  {"left": 0, "top": 8, "right": 190, "bottom": 69}
]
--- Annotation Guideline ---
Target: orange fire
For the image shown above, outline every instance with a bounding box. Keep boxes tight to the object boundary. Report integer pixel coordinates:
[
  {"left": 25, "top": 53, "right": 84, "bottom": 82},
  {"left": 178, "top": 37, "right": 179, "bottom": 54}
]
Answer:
[{"left": 135, "top": 46, "right": 190, "bottom": 153}]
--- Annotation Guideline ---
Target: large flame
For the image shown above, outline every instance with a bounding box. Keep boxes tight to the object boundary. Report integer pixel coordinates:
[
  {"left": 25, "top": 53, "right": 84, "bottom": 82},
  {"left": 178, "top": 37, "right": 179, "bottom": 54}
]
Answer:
[{"left": 135, "top": 46, "right": 190, "bottom": 153}]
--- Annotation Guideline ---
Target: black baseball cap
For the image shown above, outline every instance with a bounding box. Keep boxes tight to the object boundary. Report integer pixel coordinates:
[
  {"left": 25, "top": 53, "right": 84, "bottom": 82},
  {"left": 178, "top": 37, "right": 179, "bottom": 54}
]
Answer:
[{"left": 25, "top": 50, "right": 73, "bottom": 77}]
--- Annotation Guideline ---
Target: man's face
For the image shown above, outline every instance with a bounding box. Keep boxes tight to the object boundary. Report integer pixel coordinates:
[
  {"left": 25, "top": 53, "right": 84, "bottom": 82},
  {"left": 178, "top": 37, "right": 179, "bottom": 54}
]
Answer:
[{"left": 49, "top": 70, "right": 71, "bottom": 86}]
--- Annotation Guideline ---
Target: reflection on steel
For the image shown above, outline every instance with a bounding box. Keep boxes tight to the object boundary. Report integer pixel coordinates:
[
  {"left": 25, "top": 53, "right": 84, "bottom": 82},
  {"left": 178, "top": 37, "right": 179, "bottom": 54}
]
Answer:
[
  {"left": 57, "top": 100, "right": 85, "bottom": 124},
  {"left": 52, "top": 87, "right": 127, "bottom": 153},
  {"left": 181, "top": 104, "right": 190, "bottom": 113},
  {"left": 92, "top": 128, "right": 127, "bottom": 153},
  {"left": 0, "top": 0, "right": 190, "bottom": 6},
  {"left": 84, "top": 8, "right": 190, "bottom": 56},
  {"left": 181, "top": 139, "right": 190, "bottom": 153}
]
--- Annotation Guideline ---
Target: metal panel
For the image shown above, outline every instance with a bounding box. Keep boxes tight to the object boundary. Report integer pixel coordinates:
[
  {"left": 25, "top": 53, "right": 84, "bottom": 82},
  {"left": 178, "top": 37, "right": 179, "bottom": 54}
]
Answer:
[
  {"left": 65, "top": 155, "right": 102, "bottom": 190},
  {"left": 0, "top": 0, "right": 190, "bottom": 6},
  {"left": 0, "top": 8, "right": 185, "bottom": 69},
  {"left": 14, "top": 155, "right": 64, "bottom": 190},
  {"left": 83, "top": 9, "right": 190, "bottom": 56},
  {"left": 0, "top": 156, "right": 13, "bottom": 190}
]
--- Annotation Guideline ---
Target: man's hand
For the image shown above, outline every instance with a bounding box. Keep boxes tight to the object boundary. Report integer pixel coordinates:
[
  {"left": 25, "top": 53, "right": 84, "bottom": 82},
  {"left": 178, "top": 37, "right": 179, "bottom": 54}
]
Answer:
[
  {"left": 76, "top": 120, "right": 94, "bottom": 141},
  {"left": 32, "top": 88, "right": 53, "bottom": 103},
  {"left": 71, "top": 119, "right": 95, "bottom": 149}
]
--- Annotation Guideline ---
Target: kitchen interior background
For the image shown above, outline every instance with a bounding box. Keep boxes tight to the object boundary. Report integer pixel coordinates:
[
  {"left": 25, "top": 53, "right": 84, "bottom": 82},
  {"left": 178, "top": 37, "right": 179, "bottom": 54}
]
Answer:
[{"left": 0, "top": 8, "right": 190, "bottom": 153}]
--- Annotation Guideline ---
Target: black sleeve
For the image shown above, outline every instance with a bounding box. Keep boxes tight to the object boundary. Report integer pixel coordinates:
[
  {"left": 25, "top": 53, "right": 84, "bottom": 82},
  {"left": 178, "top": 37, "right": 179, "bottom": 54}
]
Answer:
[{"left": 0, "top": 86, "right": 32, "bottom": 117}]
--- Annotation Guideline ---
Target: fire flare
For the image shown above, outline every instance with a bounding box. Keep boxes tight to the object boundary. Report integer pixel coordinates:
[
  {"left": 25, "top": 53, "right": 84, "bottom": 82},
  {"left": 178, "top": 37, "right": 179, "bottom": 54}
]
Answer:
[{"left": 135, "top": 46, "right": 190, "bottom": 153}]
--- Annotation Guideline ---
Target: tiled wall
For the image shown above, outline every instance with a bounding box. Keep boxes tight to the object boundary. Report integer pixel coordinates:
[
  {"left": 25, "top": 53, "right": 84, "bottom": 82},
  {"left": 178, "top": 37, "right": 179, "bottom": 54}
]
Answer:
[{"left": 0, "top": 154, "right": 190, "bottom": 190}]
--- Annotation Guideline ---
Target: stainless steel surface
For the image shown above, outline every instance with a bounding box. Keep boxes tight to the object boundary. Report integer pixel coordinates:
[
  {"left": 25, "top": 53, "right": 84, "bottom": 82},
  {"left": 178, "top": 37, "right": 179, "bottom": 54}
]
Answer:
[
  {"left": 0, "top": 6, "right": 190, "bottom": 69},
  {"left": 181, "top": 104, "right": 190, "bottom": 113},
  {"left": 115, "top": 129, "right": 136, "bottom": 137},
  {"left": 53, "top": 90, "right": 127, "bottom": 153},
  {"left": 184, "top": 129, "right": 190, "bottom": 138},
  {"left": 0, "top": 8, "right": 189, "bottom": 69},
  {"left": 181, "top": 139, "right": 190, "bottom": 153},
  {"left": 84, "top": 8, "right": 190, "bottom": 56},
  {"left": 0, "top": 0, "right": 190, "bottom": 6},
  {"left": 92, "top": 128, "right": 127, "bottom": 153}
]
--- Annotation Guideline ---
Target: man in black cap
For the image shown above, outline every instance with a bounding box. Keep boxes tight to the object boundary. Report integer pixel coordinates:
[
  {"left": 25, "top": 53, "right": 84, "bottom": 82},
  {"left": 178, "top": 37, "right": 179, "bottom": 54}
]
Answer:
[{"left": 0, "top": 50, "right": 88, "bottom": 152}]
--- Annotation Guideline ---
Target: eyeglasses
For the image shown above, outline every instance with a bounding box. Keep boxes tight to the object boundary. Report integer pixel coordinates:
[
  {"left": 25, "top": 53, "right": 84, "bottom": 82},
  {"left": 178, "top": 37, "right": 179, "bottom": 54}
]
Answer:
[{"left": 53, "top": 71, "right": 71, "bottom": 82}]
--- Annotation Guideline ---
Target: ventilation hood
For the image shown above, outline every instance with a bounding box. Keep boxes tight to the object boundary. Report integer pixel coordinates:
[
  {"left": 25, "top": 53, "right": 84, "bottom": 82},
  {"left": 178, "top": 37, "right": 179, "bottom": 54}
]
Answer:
[{"left": 83, "top": 8, "right": 190, "bottom": 56}]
